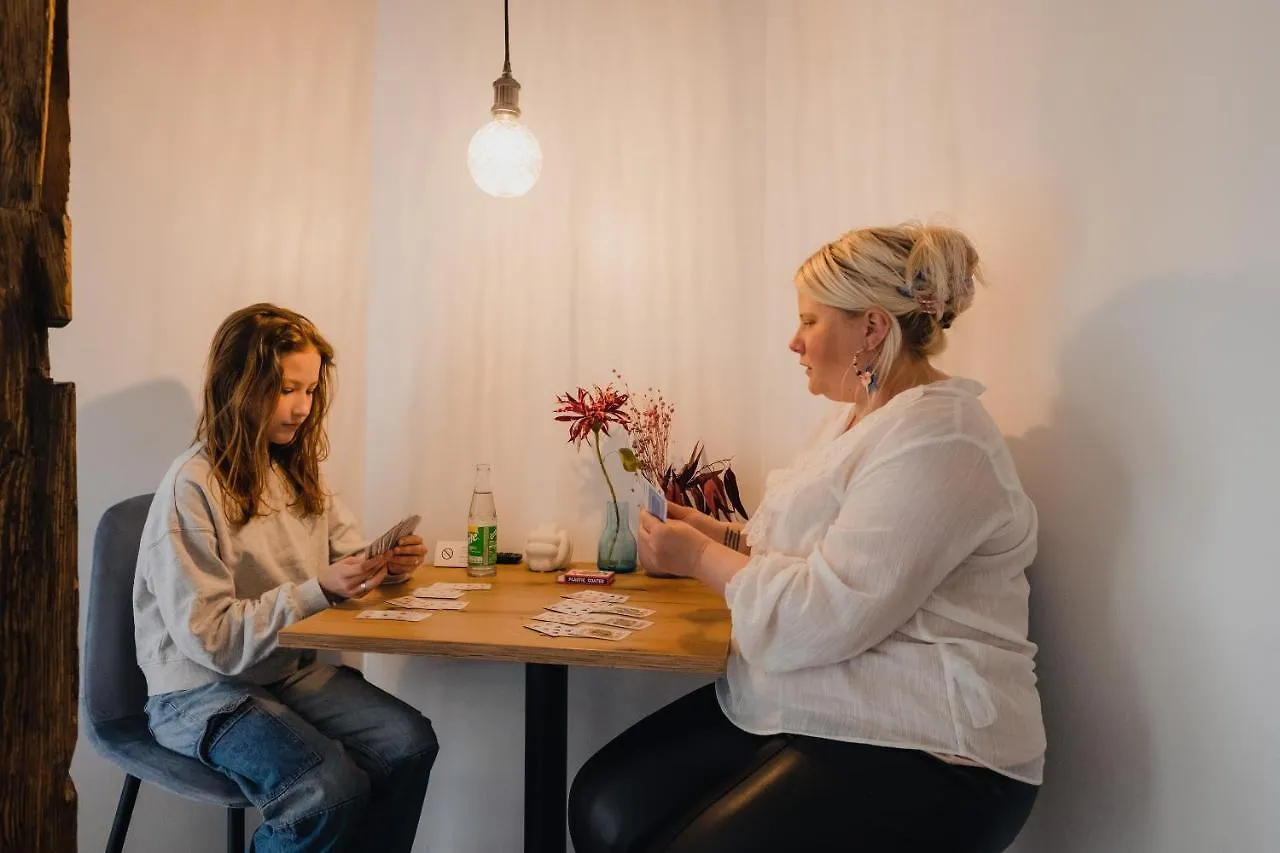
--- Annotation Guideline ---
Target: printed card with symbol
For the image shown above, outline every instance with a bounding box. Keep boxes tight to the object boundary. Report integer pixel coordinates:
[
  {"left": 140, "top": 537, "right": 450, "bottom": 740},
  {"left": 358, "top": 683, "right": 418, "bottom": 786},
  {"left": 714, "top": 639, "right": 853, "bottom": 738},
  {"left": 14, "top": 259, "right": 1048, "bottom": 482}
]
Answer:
[
  {"left": 356, "top": 609, "right": 430, "bottom": 622},
  {"left": 592, "top": 604, "right": 655, "bottom": 618},
  {"left": 412, "top": 585, "right": 466, "bottom": 600},
  {"left": 545, "top": 601, "right": 597, "bottom": 616},
  {"left": 532, "top": 611, "right": 585, "bottom": 625},
  {"left": 583, "top": 614, "right": 653, "bottom": 630},
  {"left": 637, "top": 476, "right": 667, "bottom": 522},
  {"left": 366, "top": 515, "right": 421, "bottom": 560},
  {"left": 385, "top": 596, "right": 468, "bottom": 611},
  {"left": 564, "top": 590, "right": 630, "bottom": 604},
  {"left": 523, "top": 622, "right": 632, "bottom": 641}
]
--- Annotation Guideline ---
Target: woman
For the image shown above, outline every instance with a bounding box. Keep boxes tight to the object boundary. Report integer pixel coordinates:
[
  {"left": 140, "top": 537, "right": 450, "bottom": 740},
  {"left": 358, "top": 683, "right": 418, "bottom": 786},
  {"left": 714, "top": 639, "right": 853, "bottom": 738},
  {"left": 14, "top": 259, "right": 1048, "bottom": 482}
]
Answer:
[
  {"left": 570, "top": 225, "right": 1045, "bottom": 852},
  {"left": 134, "top": 303, "right": 438, "bottom": 852}
]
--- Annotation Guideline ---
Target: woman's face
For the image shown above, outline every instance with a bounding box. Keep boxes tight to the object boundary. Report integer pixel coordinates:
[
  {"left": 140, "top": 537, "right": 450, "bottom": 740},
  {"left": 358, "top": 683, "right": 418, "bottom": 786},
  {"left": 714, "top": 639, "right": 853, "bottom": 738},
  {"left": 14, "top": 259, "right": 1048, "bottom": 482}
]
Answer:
[
  {"left": 268, "top": 346, "right": 321, "bottom": 445},
  {"left": 789, "top": 284, "right": 869, "bottom": 402}
]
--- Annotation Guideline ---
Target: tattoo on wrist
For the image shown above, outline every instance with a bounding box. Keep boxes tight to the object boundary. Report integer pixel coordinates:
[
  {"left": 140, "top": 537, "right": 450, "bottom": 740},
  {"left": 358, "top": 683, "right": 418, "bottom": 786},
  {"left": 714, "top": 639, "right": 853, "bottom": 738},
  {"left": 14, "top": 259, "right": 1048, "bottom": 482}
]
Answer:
[{"left": 723, "top": 526, "right": 742, "bottom": 553}]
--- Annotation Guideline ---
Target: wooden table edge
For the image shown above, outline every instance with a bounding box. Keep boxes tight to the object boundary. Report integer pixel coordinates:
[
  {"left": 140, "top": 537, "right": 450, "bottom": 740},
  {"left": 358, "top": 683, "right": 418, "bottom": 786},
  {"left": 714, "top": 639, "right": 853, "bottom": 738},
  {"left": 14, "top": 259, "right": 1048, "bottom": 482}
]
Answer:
[{"left": 278, "top": 628, "right": 728, "bottom": 675}]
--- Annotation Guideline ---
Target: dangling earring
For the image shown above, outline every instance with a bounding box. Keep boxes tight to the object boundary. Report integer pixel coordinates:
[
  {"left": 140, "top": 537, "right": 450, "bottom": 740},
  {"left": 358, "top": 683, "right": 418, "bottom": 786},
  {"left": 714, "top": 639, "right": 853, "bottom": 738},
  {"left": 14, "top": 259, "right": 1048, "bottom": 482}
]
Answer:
[{"left": 852, "top": 350, "right": 878, "bottom": 394}]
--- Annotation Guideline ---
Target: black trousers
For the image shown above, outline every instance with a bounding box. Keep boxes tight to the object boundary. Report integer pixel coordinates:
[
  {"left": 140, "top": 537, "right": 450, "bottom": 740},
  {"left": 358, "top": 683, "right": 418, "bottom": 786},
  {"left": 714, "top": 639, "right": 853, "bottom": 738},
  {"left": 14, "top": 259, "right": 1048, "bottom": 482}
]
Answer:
[{"left": 569, "top": 685, "right": 1038, "bottom": 853}]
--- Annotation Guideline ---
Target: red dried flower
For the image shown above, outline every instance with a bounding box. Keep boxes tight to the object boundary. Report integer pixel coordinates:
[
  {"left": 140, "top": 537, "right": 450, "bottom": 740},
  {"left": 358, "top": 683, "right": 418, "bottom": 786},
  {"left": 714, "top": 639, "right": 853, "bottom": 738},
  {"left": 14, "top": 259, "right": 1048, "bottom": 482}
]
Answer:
[{"left": 553, "top": 384, "right": 632, "bottom": 447}]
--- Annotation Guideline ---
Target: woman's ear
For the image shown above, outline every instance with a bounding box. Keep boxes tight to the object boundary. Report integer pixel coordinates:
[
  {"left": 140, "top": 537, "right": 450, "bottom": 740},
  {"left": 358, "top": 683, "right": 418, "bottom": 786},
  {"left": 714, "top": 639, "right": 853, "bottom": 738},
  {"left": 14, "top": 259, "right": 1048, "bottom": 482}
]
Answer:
[{"left": 862, "top": 307, "right": 893, "bottom": 351}]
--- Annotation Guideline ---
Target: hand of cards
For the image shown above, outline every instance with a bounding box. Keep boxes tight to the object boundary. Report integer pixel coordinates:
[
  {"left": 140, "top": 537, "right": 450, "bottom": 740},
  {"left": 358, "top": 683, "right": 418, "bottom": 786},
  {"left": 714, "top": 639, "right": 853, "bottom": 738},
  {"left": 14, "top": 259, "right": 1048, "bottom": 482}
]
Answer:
[
  {"left": 364, "top": 515, "right": 421, "bottom": 560},
  {"left": 637, "top": 476, "right": 667, "bottom": 522}
]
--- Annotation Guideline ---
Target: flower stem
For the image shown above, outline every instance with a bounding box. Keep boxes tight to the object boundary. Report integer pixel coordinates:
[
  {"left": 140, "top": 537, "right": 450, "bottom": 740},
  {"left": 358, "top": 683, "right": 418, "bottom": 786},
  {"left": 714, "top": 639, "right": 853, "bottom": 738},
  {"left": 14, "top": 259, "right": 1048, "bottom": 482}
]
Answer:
[{"left": 594, "top": 428, "right": 620, "bottom": 564}]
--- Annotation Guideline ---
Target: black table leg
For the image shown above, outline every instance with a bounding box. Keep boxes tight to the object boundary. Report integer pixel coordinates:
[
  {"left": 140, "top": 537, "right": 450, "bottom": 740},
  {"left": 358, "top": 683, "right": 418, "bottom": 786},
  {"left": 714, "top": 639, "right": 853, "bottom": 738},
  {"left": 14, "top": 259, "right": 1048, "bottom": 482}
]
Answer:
[{"left": 525, "top": 662, "right": 568, "bottom": 853}]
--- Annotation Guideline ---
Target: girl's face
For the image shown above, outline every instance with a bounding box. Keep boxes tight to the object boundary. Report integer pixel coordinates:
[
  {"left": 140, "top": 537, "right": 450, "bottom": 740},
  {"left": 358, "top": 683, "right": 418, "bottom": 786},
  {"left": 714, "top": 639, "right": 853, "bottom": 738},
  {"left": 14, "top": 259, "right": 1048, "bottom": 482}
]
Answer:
[
  {"left": 788, "top": 285, "right": 869, "bottom": 402},
  {"left": 268, "top": 346, "right": 321, "bottom": 445}
]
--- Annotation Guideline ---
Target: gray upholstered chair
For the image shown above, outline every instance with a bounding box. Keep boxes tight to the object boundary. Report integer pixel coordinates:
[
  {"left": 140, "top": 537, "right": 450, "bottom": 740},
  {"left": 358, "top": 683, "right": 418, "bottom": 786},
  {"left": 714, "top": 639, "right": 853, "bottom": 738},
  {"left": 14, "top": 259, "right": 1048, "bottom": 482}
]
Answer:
[{"left": 83, "top": 493, "right": 251, "bottom": 853}]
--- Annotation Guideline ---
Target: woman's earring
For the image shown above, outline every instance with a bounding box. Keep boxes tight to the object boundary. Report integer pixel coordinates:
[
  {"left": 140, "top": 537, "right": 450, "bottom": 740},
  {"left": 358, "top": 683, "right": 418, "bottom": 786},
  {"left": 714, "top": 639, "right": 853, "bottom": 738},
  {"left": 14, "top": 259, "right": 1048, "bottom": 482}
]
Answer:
[{"left": 852, "top": 351, "right": 878, "bottom": 394}]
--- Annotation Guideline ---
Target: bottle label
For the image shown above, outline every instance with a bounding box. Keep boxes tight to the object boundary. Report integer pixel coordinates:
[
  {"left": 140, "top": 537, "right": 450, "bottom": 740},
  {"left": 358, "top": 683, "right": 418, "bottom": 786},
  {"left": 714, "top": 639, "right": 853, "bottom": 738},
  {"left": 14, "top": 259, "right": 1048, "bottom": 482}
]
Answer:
[{"left": 467, "top": 524, "right": 497, "bottom": 565}]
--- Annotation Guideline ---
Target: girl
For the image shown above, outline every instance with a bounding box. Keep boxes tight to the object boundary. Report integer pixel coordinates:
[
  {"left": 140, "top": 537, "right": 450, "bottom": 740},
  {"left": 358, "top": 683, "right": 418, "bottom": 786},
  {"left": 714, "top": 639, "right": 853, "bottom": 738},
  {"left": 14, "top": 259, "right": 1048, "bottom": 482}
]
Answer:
[{"left": 134, "top": 303, "right": 437, "bottom": 852}]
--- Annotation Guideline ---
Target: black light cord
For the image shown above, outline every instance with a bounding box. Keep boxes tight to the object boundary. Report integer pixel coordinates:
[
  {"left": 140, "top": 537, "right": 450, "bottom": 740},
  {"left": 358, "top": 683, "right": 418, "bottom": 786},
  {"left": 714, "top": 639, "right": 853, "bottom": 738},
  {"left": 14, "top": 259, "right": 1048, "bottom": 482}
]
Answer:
[{"left": 503, "top": 0, "right": 511, "bottom": 73}]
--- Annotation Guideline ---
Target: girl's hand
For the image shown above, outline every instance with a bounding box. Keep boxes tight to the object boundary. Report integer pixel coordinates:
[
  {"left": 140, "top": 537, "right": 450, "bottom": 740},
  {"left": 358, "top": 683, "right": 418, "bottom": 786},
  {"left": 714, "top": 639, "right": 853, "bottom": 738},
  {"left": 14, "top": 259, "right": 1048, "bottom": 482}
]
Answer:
[
  {"left": 636, "top": 512, "right": 710, "bottom": 579},
  {"left": 319, "top": 553, "right": 389, "bottom": 600},
  {"left": 386, "top": 534, "right": 427, "bottom": 577}
]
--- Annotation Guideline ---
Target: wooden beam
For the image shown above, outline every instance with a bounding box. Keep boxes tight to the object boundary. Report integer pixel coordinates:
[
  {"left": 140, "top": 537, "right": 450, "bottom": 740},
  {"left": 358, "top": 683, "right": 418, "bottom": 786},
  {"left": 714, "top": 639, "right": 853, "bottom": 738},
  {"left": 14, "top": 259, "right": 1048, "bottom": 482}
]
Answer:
[{"left": 0, "top": 1, "right": 78, "bottom": 851}]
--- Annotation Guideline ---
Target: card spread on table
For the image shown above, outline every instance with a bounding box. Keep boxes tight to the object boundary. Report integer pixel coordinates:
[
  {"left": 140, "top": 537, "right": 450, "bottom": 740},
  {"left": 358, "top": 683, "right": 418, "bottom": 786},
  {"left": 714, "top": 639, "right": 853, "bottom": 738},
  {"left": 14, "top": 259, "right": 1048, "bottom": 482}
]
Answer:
[
  {"left": 386, "top": 596, "right": 468, "bottom": 611},
  {"left": 564, "top": 590, "right": 629, "bottom": 604},
  {"left": 365, "top": 515, "right": 421, "bottom": 559},
  {"left": 532, "top": 610, "right": 585, "bottom": 625},
  {"left": 545, "top": 601, "right": 598, "bottom": 616},
  {"left": 637, "top": 476, "right": 667, "bottom": 522},
  {"left": 523, "top": 622, "right": 631, "bottom": 641},
  {"left": 357, "top": 609, "right": 430, "bottom": 622},
  {"left": 412, "top": 585, "right": 466, "bottom": 600},
  {"left": 584, "top": 614, "right": 652, "bottom": 630},
  {"left": 593, "top": 603, "right": 655, "bottom": 618}
]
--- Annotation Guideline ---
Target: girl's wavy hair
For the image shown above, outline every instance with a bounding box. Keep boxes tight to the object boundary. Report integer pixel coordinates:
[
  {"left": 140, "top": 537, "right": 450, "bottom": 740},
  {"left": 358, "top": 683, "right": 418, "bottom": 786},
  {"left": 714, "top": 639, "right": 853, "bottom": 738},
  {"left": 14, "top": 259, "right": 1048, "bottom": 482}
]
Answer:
[{"left": 196, "top": 303, "right": 335, "bottom": 526}]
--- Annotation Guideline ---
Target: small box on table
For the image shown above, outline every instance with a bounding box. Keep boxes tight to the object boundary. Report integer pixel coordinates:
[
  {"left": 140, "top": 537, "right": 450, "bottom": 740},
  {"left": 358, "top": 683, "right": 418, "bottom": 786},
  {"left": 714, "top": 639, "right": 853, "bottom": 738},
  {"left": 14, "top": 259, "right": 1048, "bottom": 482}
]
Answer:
[{"left": 555, "top": 568, "right": 616, "bottom": 586}]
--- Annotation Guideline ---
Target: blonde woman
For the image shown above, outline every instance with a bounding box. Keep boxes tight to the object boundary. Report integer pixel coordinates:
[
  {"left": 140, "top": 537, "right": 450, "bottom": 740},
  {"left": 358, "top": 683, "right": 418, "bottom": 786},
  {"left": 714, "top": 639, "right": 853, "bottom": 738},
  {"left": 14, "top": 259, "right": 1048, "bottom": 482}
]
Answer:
[{"left": 570, "top": 225, "right": 1044, "bottom": 852}]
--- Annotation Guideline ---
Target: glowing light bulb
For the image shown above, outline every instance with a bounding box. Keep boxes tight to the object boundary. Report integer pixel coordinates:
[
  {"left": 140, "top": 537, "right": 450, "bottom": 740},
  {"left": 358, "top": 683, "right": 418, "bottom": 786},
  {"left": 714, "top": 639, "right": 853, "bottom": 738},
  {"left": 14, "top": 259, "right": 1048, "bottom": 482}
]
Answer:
[{"left": 468, "top": 112, "right": 542, "bottom": 198}]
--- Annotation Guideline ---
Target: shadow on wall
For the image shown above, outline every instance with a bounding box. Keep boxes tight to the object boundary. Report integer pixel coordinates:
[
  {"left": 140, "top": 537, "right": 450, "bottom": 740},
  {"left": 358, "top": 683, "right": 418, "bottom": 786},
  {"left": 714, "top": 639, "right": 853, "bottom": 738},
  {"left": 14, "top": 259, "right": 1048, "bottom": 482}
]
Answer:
[
  {"left": 1006, "top": 277, "right": 1221, "bottom": 853},
  {"left": 72, "top": 379, "right": 207, "bottom": 851}
]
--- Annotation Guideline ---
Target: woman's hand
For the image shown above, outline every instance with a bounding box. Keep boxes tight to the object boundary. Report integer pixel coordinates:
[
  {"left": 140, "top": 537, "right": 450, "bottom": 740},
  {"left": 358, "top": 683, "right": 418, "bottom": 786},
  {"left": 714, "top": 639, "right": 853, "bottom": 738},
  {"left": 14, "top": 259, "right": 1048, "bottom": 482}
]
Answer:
[
  {"left": 386, "top": 534, "right": 427, "bottom": 578},
  {"left": 636, "top": 511, "right": 711, "bottom": 580},
  {"left": 319, "top": 553, "right": 389, "bottom": 600},
  {"left": 665, "top": 501, "right": 726, "bottom": 542}
]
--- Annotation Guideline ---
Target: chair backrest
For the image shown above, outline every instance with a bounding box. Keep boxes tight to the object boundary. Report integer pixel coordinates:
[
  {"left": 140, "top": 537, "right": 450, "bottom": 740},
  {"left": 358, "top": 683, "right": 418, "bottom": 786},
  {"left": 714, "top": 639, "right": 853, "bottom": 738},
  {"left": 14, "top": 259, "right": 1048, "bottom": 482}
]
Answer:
[{"left": 83, "top": 493, "right": 155, "bottom": 730}]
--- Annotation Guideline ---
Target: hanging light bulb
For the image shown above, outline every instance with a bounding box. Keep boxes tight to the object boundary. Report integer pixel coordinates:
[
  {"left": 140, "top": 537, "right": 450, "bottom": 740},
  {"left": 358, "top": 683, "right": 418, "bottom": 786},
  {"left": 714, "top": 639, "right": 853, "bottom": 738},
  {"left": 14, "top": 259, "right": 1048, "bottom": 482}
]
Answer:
[{"left": 468, "top": 0, "right": 542, "bottom": 198}]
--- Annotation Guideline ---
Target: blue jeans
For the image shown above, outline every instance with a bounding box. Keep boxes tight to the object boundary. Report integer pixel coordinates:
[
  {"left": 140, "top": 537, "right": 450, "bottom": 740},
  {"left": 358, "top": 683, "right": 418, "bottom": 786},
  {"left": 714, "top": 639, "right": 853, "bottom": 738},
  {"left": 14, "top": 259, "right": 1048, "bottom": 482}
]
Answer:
[{"left": 146, "top": 661, "right": 438, "bottom": 853}]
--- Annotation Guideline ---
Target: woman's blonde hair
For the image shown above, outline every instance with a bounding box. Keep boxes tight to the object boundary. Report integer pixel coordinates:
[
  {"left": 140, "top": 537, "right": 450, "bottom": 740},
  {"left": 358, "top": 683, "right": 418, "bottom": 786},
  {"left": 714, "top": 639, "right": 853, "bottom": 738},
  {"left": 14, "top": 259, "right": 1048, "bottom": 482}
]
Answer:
[
  {"left": 196, "top": 303, "right": 336, "bottom": 526},
  {"left": 795, "top": 223, "right": 981, "bottom": 382}
]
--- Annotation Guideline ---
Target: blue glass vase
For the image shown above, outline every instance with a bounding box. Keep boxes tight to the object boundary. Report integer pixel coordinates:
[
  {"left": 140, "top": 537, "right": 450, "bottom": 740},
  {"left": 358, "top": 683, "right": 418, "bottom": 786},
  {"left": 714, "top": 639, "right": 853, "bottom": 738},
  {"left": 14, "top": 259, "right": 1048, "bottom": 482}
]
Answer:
[{"left": 597, "top": 500, "right": 637, "bottom": 573}]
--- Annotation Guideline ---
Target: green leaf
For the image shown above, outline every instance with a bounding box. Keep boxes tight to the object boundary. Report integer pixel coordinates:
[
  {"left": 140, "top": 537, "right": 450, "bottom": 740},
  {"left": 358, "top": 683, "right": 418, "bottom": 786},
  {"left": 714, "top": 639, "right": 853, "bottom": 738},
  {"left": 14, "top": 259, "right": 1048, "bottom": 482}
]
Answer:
[{"left": 618, "top": 447, "right": 639, "bottom": 472}]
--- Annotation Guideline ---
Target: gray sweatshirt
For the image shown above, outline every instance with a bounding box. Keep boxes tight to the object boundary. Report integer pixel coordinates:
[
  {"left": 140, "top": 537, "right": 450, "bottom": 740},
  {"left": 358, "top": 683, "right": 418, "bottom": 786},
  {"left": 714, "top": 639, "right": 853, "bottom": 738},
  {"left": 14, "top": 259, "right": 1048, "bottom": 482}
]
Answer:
[{"left": 133, "top": 445, "right": 367, "bottom": 695}]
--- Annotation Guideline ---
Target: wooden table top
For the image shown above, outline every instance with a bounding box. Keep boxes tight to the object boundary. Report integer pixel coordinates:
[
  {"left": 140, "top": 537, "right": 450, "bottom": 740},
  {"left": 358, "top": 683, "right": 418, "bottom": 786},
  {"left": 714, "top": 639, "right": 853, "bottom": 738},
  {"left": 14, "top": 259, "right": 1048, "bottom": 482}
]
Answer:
[{"left": 278, "top": 563, "right": 731, "bottom": 675}]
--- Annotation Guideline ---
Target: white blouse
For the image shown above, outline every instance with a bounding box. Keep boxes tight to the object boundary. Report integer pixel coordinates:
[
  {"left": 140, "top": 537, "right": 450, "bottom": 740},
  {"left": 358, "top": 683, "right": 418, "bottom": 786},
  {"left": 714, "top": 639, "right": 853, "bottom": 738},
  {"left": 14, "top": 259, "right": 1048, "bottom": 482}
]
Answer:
[{"left": 717, "top": 378, "right": 1046, "bottom": 784}]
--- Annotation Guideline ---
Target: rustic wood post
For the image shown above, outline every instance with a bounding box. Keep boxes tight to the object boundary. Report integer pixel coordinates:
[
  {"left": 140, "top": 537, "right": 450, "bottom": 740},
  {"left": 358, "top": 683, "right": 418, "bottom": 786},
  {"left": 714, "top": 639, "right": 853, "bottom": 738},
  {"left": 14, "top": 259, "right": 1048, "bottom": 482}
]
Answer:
[{"left": 1, "top": 0, "right": 77, "bottom": 850}]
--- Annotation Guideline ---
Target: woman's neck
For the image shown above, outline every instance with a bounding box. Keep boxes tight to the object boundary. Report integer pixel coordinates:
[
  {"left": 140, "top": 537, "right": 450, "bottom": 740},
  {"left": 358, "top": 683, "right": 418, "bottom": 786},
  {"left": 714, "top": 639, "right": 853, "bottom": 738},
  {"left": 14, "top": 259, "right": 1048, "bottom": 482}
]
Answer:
[{"left": 848, "top": 357, "right": 946, "bottom": 426}]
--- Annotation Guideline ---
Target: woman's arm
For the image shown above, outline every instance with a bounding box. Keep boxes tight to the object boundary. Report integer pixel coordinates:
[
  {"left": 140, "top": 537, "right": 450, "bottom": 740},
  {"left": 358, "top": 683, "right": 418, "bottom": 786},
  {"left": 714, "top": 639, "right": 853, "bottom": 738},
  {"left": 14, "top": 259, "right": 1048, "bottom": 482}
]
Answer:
[{"left": 725, "top": 438, "right": 1012, "bottom": 674}]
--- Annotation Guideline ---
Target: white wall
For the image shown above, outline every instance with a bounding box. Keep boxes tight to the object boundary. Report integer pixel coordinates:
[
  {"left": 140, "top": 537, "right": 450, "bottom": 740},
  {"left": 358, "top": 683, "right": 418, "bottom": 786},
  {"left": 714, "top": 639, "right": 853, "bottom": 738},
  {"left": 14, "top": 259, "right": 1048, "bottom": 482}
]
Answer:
[
  {"left": 62, "top": 1, "right": 375, "bottom": 850},
  {"left": 61, "top": 0, "right": 1279, "bottom": 851}
]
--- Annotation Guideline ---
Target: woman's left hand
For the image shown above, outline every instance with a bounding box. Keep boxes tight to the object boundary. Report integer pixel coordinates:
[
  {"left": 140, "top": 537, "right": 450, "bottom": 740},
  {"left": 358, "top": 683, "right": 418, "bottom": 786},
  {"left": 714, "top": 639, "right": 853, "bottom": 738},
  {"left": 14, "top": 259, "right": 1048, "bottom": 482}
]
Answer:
[
  {"left": 637, "top": 512, "right": 710, "bottom": 579},
  {"left": 387, "top": 534, "right": 427, "bottom": 576}
]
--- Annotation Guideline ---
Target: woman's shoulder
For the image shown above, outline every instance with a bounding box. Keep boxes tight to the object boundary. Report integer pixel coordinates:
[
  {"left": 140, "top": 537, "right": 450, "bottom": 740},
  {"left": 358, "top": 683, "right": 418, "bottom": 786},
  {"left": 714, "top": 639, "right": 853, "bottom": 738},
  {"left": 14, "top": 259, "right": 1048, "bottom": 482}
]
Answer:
[{"left": 874, "top": 378, "right": 1005, "bottom": 455}]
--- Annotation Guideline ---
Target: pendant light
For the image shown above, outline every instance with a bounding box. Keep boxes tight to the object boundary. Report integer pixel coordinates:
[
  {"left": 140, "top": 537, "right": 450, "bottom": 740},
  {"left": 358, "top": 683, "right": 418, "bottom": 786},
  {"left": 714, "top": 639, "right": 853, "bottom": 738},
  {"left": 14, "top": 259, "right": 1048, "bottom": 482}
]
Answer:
[{"left": 467, "top": 0, "right": 542, "bottom": 198}]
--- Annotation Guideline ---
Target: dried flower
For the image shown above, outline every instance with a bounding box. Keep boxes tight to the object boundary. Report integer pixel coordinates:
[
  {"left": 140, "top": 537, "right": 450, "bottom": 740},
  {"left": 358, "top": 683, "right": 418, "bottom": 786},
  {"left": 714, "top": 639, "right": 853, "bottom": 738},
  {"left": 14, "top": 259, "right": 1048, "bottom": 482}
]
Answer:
[{"left": 553, "top": 385, "right": 632, "bottom": 447}]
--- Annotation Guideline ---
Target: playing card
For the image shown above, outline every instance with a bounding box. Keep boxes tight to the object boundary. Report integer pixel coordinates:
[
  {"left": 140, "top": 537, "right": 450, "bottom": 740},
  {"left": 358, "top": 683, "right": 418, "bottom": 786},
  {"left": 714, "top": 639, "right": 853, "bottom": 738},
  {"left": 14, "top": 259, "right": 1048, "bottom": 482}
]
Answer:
[
  {"left": 583, "top": 614, "right": 652, "bottom": 630},
  {"left": 532, "top": 611, "right": 585, "bottom": 625},
  {"left": 385, "top": 596, "right": 468, "bottom": 611},
  {"left": 545, "top": 601, "right": 597, "bottom": 616},
  {"left": 524, "top": 621, "right": 578, "bottom": 637},
  {"left": 574, "top": 625, "right": 632, "bottom": 641},
  {"left": 593, "top": 604, "right": 655, "bottom": 618},
  {"left": 412, "top": 585, "right": 466, "bottom": 600},
  {"left": 523, "top": 622, "right": 631, "bottom": 641},
  {"left": 366, "top": 515, "right": 422, "bottom": 559},
  {"left": 565, "top": 590, "right": 629, "bottom": 604},
  {"left": 356, "top": 609, "right": 430, "bottom": 622},
  {"left": 431, "top": 582, "right": 492, "bottom": 591},
  {"left": 637, "top": 475, "right": 667, "bottom": 522}
]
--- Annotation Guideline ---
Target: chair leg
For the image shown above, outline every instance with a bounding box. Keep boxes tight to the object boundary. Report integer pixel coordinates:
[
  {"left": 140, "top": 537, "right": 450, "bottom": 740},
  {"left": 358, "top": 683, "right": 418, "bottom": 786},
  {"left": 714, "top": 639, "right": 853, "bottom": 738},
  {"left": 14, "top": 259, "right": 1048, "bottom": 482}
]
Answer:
[
  {"left": 105, "top": 774, "right": 141, "bottom": 853},
  {"left": 227, "top": 807, "right": 246, "bottom": 853}
]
